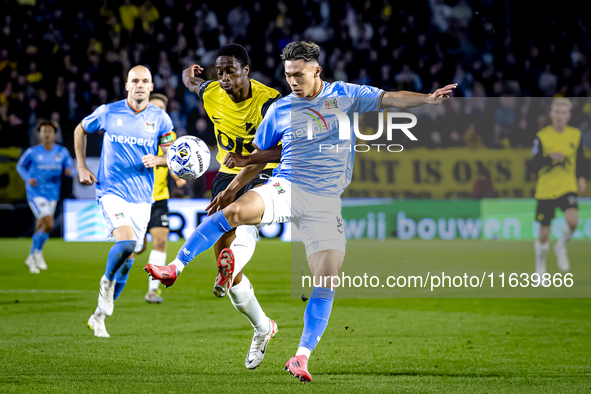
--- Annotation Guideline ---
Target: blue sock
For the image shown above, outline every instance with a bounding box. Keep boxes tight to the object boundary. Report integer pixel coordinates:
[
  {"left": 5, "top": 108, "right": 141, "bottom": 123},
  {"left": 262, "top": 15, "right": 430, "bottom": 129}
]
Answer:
[
  {"left": 176, "top": 211, "right": 232, "bottom": 266},
  {"left": 298, "top": 287, "right": 335, "bottom": 351},
  {"left": 30, "top": 233, "right": 40, "bottom": 254},
  {"left": 114, "top": 258, "right": 134, "bottom": 301},
  {"left": 37, "top": 231, "right": 49, "bottom": 251},
  {"left": 104, "top": 240, "right": 136, "bottom": 281}
]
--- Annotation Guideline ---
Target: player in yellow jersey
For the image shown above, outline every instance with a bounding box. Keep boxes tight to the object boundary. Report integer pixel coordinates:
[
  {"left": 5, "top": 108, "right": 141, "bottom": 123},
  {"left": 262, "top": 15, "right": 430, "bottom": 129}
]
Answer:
[
  {"left": 142, "top": 93, "right": 186, "bottom": 303},
  {"left": 178, "top": 44, "right": 282, "bottom": 369},
  {"left": 532, "top": 98, "right": 587, "bottom": 276}
]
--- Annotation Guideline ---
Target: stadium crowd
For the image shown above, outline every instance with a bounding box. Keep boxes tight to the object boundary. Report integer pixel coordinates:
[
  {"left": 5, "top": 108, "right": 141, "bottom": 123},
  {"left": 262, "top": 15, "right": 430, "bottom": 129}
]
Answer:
[{"left": 1, "top": 0, "right": 591, "bottom": 155}]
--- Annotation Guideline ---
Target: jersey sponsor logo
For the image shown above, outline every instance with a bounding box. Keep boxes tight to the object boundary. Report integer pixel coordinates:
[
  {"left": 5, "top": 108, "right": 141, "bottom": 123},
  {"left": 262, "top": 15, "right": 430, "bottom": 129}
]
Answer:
[
  {"left": 108, "top": 134, "right": 156, "bottom": 147},
  {"left": 117, "top": 118, "right": 123, "bottom": 126},
  {"left": 145, "top": 121, "right": 157, "bottom": 133}
]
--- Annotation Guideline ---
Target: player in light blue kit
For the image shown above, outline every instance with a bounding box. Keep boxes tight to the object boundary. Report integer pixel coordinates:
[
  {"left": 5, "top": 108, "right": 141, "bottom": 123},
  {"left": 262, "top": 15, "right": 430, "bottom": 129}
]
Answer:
[
  {"left": 16, "top": 120, "right": 73, "bottom": 274},
  {"left": 146, "top": 41, "right": 456, "bottom": 379},
  {"left": 74, "top": 65, "right": 174, "bottom": 338}
]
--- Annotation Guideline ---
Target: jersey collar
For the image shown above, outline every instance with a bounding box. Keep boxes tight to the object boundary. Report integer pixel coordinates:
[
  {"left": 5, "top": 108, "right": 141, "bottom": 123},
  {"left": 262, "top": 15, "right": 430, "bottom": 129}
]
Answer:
[
  {"left": 306, "top": 79, "right": 324, "bottom": 101},
  {"left": 127, "top": 99, "right": 148, "bottom": 115}
]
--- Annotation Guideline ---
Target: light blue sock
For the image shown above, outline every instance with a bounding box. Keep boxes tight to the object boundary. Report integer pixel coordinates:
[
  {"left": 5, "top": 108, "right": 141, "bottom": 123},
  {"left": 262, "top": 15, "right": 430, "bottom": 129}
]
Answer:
[
  {"left": 298, "top": 287, "right": 335, "bottom": 351},
  {"left": 36, "top": 231, "right": 49, "bottom": 251},
  {"left": 176, "top": 211, "right": 232, "bottom": 266},
  {"left": 30, "top": 233, "right": 40, "bottom": 254},
  {"left": 114, "top": 258, "right": 134, "bottom": 301},
  {"left": 104, "top": 240, "right": 136, "bottom": 281}
]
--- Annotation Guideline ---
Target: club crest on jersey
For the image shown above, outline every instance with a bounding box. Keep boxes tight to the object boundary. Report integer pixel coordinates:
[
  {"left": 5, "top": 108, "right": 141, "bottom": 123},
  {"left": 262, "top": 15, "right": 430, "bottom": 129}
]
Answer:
[
  {"left": 324, "top": 98, "right": 338, "bottom": 109},
  {"left": 273, "top": 182, "right": 285, "bottom": 194},
  {"left": 145, "top": 121, "right": 157, "bottom": 133},
  {"left": 117, "top": 118, "right": 123, "bottom": 126},
  {"left": 54, "top": 155, "right": 60, "bottom": 161}
]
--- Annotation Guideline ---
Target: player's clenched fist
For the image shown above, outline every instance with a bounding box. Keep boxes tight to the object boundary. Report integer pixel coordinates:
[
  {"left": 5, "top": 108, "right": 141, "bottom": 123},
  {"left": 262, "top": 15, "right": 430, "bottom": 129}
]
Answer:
[
  {"left": 78, "top": 167, "right": 97, "bottom": 185},
  {"left": 142, "top": 154, "right": 158, "bottom": 168},
  {"left": 224, "top": 152, "right": 249, "bottom": 169}
]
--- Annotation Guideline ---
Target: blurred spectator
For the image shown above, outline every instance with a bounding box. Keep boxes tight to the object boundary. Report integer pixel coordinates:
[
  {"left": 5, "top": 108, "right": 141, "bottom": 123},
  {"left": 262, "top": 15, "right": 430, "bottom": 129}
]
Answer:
[{"left": 473, "top": 168, "right": 495, "bottom": 199}]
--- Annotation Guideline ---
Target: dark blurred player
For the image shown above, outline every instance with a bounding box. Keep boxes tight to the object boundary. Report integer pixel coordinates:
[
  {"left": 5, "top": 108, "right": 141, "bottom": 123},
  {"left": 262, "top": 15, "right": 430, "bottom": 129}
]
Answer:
[
  {"left": 532, "top": 98, "right": 587, "bottom": 275},
  {"left": 16, "top": 120, "right": 73, "bottom": 273},
  {"left": 142, "top": 93, "right": 186, "bottom": 304}
]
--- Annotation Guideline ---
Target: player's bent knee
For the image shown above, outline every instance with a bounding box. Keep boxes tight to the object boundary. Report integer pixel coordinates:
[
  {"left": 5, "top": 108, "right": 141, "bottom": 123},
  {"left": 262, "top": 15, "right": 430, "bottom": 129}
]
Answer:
[
  {"left": 224, "top": 204, "right": 251, "bottom": 227},
  {"left": 117, "top": 240, "right": 137, "bottom": 256}
]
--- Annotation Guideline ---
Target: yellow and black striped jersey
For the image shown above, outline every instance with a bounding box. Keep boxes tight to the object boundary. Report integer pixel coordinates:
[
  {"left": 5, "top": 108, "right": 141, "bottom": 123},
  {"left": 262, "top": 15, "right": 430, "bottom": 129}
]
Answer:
[
  {"left": 532, "top": 125, "right": 585, "bottom": 200},
  {"left": 199, "top": 79, "right": 280, "bottom": 174},
  {"left": 153, "top": 131, "right": 176, "bottom": 201}
]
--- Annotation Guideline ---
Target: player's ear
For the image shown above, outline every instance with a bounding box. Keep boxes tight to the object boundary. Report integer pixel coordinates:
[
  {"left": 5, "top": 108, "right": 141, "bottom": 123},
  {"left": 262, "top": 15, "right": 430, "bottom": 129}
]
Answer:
[
  {"left": 243, "top": 65, "right": 249, "bottom": 76},
  {"left": 314, "top": 65, "right": 322, "bottom": 78},
  {"left": 124, "top": 82, "right": 129, "bottom": 92}
]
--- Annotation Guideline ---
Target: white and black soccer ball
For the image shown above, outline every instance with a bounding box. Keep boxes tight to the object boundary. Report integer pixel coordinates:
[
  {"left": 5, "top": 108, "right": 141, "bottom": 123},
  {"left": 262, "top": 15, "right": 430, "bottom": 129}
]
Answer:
[{"left": 166, "top": 136, "right": 211, "bottom": 180}]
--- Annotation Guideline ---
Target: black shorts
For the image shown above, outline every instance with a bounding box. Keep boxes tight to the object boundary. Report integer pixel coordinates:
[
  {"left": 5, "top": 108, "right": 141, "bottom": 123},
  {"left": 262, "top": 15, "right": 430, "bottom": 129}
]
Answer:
[
  {"left": 211, "top": 168, "right": 274, "bottom": 201},
  {"left": 148, "top": 199, "right": 169, "bottom": 230},
  {"left": 536, "top": 192, "right": 578, "bottom": 226}
]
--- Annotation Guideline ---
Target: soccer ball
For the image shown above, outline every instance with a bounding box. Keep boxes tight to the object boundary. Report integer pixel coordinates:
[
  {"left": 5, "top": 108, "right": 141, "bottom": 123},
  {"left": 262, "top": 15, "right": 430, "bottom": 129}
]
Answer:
[{"left": 166, "top": 136, "right": 211, "bottom": 180}]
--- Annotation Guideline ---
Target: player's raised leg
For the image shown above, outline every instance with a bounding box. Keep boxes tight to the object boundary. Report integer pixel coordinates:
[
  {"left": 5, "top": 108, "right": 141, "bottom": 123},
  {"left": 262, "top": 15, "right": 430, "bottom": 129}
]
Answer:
[
  {"left": 285, "top": 249, "right": 343, "bottom": 382},
  {"left": 553, "top": 207, "right": 578, "bottom": 272},
  {"left": 144, "top": 190, "right": 265, "bottom": 286}
]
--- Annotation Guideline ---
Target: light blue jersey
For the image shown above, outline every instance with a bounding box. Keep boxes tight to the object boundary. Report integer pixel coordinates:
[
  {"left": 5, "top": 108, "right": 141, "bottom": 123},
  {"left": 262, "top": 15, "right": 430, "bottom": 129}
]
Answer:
[
  {"left": 82, "top": 99, "right": 174, "bottom": 204},
  {"left": 16, "top": 144, "right": 73, "bottom": 201},
  {"left": 253, "top": 80, "right": 384, "bottom": 196}
]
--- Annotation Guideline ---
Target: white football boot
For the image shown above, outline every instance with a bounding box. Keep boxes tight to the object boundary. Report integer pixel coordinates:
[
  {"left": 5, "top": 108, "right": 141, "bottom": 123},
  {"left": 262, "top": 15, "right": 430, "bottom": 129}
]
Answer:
[
  {"left": 98, "top": 275, "right": 116, "bottom": 316},
  {"left": 245, "top": 318, "right": 278, "bottom": 369},
  {"left": 34, "top": 251, "right": 47, "bottom": 270},
  {"left": 87, "top": 314, "right": 110, "bottom": 338},
  {"left": 25, "top": 255, "right": 40, "bottom": 274},
  {"left": 553, "top": 241, "right": 570, "bottom": 272}
]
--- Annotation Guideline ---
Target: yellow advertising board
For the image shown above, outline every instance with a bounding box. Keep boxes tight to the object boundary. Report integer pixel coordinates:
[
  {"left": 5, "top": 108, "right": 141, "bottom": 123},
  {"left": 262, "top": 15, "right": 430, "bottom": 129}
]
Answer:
[{"left": 345, "top": 147, "right": 591, "bottom": 199}]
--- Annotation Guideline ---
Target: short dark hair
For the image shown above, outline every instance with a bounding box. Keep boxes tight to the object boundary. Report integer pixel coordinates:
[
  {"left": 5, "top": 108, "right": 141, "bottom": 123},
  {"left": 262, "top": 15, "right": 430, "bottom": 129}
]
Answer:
[
  {"left": 280, "top": 41, "right": 320, "bottom": 63},
  {"left": 216, "top": 44, "right": 249, "bottom": 68},
  {"left": 150, "top": 93, "right": 169, "bottom": 107},
  {"left": 37, "top": 119, "right": 58, "bottom": 133}
]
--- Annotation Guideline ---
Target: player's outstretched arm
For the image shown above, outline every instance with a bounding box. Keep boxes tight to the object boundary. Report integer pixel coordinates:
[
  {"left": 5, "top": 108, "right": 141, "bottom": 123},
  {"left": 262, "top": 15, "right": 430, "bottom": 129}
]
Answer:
[
  {"left": 381, "top": 84, "right": 457, "bottom": 109},
  {"left": 182, "top": 64, "right": 206, "bottom": 94},
  {"left": 74, "top": 123, "right": 97, "bottom": 185}
]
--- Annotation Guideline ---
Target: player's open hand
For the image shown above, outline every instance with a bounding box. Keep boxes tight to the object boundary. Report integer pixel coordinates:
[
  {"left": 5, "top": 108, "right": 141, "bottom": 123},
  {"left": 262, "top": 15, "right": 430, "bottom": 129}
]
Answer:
[
  {"left": 428, "top": 84, "right": 458, "bottom": 105},
  {"left": 28, "top": 178, "right": 38, "bottom": 187},
  {"left": 183, "top": 64, "right": 204, "bottom": 80},
  {"left": 142, "top": 154, "right": 158, "bottom": 168},
  {"left": 206, "top": 189, "right": 237, "bottom": 216},
  {"left": 224, "top": 152, "right": 249, "bottom": 169},
  {"left": 78, "top": 167, "right": 97, "bottom": 185}
]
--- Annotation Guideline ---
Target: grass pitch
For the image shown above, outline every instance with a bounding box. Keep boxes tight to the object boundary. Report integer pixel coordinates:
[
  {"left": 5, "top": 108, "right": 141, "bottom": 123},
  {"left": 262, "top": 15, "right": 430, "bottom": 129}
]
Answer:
[{"left": 1, "top": 238, "right": 590, "bottom": 393}]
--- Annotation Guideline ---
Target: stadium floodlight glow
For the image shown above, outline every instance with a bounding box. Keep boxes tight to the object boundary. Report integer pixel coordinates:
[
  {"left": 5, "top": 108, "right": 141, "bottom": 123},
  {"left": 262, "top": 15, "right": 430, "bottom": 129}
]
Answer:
[{"left": 306, "top": 109, "right": 418, "bottom": 141}]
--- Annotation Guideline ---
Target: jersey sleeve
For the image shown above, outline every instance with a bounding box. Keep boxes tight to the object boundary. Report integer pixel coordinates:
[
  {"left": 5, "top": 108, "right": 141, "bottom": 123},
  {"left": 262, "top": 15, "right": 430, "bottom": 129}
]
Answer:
[
  {"left": 16, "top": 148, "right": 33, "bottom": 182},
  {"left": 158, "top": 112, "right": 175, "bottom": 146},
  {"left": 198, "top": 80, "right": 215, "bottom": 99},
  {"left": 261, "top": 93, "right": 282, "bottom": 118},
  {"left": 343, "top": 82, "right": 386, "bottom": 114},
  {"left": 81, "top": 104, "right": 107, "bottom": 133},
  {"left": 62, "top": 147, "right": 73, "bottom": 171},
  {"left": 531, "top": 136, "right": 552, "bottom": 172},
  {"left": 576, "top": 131, "right": 586, "bottom": 179},
  {"left": 253, "top": 102, "right": 281, "bottom": 151}
]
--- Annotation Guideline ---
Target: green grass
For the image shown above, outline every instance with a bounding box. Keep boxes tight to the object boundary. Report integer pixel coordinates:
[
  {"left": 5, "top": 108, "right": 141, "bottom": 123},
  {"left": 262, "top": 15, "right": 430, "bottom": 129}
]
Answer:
[{"left": 1, "top": 239, "right": 590, "bottom": 393}]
